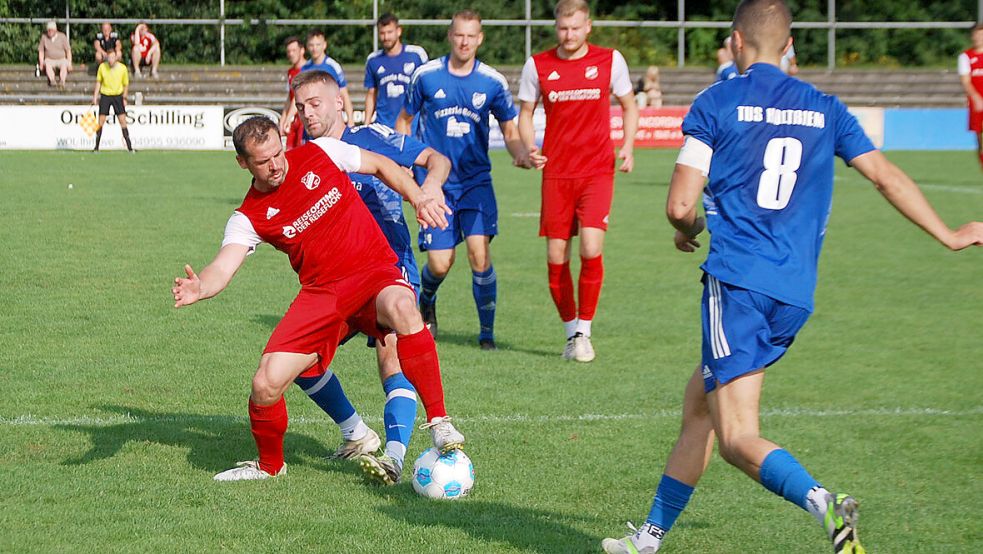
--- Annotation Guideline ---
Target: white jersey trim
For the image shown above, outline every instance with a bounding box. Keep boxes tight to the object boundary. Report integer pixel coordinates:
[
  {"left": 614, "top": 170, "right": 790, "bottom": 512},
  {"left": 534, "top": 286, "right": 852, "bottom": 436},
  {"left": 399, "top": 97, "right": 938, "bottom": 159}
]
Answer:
[
  {"left": 366, "top": 49, "right": 384, "bottom": 63},
  {"left": 404, "top": 44, "right": 429, "bottom": 63},
  {"left": 475, "top": 62, "right": 510, "bottom": 93},
  {"left": 410, "top": 59, "right": 443, "bottom": 87},
  {"left": 611, "top": 50, "right": 633, "bottom": 97},
  {"left": 311, "top": 136, "right": 362, "bottom": 173},
  {"left": 957, "top": 52, "right": 971, "bottom": 76},
  {"left": 517, "top": 57, "right": 539, "bottom": 103},
  {"left": 222, "top": 211, "right": 262, "bottom": 252},
  {"left": 676, "top": 135, "right": 713, "bottom": 177}
]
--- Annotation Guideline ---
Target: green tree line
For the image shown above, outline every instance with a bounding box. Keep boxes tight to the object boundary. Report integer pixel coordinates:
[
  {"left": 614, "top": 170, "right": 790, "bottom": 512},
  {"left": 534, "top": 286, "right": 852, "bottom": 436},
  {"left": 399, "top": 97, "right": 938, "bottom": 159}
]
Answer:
[{"left": 2, "top": 0, "right": 979, "bottom": 68}]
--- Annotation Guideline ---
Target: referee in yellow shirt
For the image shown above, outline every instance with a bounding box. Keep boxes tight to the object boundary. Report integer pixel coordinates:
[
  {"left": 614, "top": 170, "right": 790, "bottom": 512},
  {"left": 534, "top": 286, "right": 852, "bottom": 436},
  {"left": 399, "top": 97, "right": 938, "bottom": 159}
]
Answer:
[{"left": 92, "top": 49, "right": 134, "bottom": 151}]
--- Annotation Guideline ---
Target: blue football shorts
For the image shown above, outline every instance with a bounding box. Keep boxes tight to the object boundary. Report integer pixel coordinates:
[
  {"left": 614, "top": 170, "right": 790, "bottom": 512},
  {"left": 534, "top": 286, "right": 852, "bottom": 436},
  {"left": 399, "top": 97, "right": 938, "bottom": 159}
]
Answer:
[
  {"left": 418, "top": 181, "right": 498, "bottom": 251},
  {"left": 700, "top": 273, "right": 811, "bottom": 393}
]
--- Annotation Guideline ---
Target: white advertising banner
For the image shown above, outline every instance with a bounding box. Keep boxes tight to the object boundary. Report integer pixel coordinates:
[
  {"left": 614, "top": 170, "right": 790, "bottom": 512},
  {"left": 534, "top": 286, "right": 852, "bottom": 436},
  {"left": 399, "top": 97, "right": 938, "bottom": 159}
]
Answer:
[{"left": 0, "top": 105, "right": 224, "bottom": 150}]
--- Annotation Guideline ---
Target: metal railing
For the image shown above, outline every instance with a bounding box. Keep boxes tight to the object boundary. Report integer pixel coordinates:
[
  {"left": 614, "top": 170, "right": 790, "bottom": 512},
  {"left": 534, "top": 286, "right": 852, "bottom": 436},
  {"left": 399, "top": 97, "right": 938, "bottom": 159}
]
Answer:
[{"left": 5, "top": 0, "right": 981, "bottom": 69}]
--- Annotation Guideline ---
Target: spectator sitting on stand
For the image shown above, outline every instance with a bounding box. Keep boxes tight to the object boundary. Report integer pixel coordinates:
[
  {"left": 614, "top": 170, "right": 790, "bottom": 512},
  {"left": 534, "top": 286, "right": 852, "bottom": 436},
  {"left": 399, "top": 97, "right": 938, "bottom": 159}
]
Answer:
[
  {"left": 38, "top": 21, "right": 72, "bottom": 88},
  {"left": 130, "top": 22, "right": 160, "bottom": 79},
  {"left": 635, "top": 65, "right": 663, "bottom": 108},
  {"left": 94, "top": 21, "right": 122, "bottom": 65}
]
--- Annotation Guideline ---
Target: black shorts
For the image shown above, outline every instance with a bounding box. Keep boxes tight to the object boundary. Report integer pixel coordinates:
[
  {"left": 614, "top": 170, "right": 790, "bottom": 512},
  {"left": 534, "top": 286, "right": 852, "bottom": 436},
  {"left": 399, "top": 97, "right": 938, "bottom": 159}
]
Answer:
[{"left": 98, "top": 94, "right": 125, "bottom": 116}]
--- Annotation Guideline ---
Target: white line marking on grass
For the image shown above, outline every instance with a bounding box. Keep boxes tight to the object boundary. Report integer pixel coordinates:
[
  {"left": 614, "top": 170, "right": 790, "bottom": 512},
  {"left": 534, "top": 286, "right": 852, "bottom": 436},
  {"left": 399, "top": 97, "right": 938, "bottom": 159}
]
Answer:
[
  {"left": 510, "top": 212, "right": 540, "bottom": 218},
  {"left": 919, "top": 184, "right": 982, "bottom": 195},
  {"left": 2, "top": 406, "right": 979, "bottom": 428}
]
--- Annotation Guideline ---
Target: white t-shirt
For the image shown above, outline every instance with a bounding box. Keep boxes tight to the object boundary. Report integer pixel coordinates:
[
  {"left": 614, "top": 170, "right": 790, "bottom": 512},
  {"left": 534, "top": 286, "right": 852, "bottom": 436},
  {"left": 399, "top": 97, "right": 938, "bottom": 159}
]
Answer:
[
  {"left": 957, "top": 52, "right": 972, "bottom": 76},
  {"left": 221, "top": 137, "right": 362, "bottom": 251}
]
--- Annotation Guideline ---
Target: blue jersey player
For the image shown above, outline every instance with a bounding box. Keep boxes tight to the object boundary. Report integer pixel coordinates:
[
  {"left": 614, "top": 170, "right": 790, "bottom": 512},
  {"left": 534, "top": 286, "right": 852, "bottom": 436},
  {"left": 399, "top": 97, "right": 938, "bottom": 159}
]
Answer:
[
  {"left": 603, "top": 2, "right": 983, "bottom": 554},
  {"left": 280, "top": 30, "right": 354, "bottom": 139},
  {"left": 291, "top": 70, "right": 455, "bottom": 485},
  {"left": 364, "top": 13, "right": 428, "bottom": 128},
  {"left": 396, "top": 9, "right": 542, "bottom": 350}
]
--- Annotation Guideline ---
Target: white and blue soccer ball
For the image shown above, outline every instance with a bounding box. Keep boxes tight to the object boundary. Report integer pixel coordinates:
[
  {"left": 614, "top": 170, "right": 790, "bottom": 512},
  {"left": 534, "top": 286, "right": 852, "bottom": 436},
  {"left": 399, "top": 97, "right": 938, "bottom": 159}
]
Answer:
[{"left": 412, "top": 447, "right": 474, "bottom": 500}]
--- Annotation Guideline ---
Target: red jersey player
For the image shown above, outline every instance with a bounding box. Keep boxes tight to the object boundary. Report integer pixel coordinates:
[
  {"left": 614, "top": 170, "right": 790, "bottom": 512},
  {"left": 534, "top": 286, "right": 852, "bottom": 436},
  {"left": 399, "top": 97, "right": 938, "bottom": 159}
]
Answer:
[
  {"left": 958, "top": 23, "right": 983, "bottom": 169},
  {"left": 279, "top": 36, "right": 307, "bottom": 149},
  {"left": 517, "top": 0, "right": 639, "bottom": 362},
  {"left": 172, "top": 116, "right": 464, "bottom": 481}
]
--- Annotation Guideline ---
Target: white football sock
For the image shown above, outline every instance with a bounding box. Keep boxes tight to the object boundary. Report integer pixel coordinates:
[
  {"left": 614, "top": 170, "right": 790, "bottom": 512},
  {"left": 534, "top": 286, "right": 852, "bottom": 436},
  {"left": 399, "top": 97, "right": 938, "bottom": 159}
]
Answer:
[
  {"left": 633, "top": 523, "right": 664, "bottom": 551},
  {"left": 575, "top": 318, "right": 593, "bottom": 337},
  {"left": 564, "top": 319, "right": 578, "bottom": 339},
  {"left": 339, "top": 413, "right": 368, "bottom": 441},
  {"left": 385, "top": 441, "right": 407, "bottom": 469},
  {"left": 805, "top": 486, "right": 832, "bottom": 524}
]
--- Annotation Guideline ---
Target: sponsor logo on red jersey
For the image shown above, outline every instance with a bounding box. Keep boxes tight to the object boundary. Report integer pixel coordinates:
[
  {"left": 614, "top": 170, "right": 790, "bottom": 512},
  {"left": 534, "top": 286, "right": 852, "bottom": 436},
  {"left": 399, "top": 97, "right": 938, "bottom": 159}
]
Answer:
[
  {"left": 585, "top": 66, "right": 598, "bottom": 80},
  {"left": 281, "top": 187, "right": 342, "bottom": 238}
]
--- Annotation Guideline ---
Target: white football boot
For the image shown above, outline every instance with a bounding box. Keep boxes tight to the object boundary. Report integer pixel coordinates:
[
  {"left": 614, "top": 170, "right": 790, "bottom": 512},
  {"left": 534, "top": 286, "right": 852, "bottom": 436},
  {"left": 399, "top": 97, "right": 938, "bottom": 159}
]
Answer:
[
  {"left": 562, "top": 335, "right": 577, "bottom": 360},
  {"left": 331, "top": 427, "right": 381, "bottom": 460},
  {"left": 213, "top": 460, "right": 286, "bottom": 481},
  {"left": 572, "top": 332, "right": 596, "bottom": 362},
  {"left": 420, "top": 416, "right": 465, "bottom": 453},
  {"left": 601, "top": 522, "right": 662, "bottom": 554}
]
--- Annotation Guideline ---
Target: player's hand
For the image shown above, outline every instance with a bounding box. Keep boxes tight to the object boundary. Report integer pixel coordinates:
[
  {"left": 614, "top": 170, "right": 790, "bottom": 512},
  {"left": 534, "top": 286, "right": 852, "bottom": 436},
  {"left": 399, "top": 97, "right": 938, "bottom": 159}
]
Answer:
[
  {"left": 528, "top": 146, "right": 548, "bottom": 170},
  {"left": 944, "top": 221, "right": 983, "bottom": 251},
  {"left": 617, "top": 146, "right": 634, "bottom": 173},
  {"left": 172, "top": 264, "right": 202, "bottom": 307},
  {"left": 278, "top": 115, "right": 292, "bottom": 135},
  {"left": 412, "top": 193, "right": 452, "bottom": 231},
  {"left": 673, "top": 216, "right": 706, "bottom": 253},
  {"left": 91, "top": 96, "right": 98, "bottom": 105}
]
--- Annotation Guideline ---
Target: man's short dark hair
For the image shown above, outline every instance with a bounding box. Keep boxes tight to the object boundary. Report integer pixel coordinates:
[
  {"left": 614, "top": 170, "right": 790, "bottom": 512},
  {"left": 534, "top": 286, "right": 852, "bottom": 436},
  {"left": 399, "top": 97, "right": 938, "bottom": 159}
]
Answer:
[
  {"left": 306, "top": 29, "right": 325, "bottom": 42},
  {"left": 291, "top": 70, "right": 339, "bottom": 93},
  {"left": 973, "top": 23, "right": 983, "bottom": 34},
  {"left": 377, "top": 13, "right": 399, "bottom": 27},
  {"left": 733, "top": 0, "right": 792, "bottom": 54},
  {"left": 232, "top": 116, "right": 278, "bottom": 157},
  {"left": 284, "top": 35, "right": 304, "bottom": 49}
]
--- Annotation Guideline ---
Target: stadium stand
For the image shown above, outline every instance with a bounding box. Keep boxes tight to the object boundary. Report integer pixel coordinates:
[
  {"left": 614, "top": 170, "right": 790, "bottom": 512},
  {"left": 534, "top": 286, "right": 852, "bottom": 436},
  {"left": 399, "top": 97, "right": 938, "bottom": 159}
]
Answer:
[{"left": 0, "top": 64, "right": 968, "bottom": 109}]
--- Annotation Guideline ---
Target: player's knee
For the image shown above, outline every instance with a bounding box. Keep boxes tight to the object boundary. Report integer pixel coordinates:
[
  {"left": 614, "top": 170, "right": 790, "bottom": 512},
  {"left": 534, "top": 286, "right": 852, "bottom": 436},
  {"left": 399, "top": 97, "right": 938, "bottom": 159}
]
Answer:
[
  {"left": 467, "top": 250, "right": 490, "bottom": 272},
  {"left": 716, "top": 433, "right": 754, "bottom": 467},
  {"left": 384, "top": 292, "right": 423, "bottom": 332},
  {"left": 428, "top": 258, "right": 452, "bottom": 276},
  {"left": 250, "top": 373, "right": 282, "bottom": 405}
]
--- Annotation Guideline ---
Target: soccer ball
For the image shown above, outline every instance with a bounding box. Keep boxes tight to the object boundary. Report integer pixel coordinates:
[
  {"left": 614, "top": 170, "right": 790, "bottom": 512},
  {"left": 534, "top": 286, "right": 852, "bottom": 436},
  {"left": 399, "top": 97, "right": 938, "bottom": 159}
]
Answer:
[{"left": 412, "top": 447, "right": 474, "bottom": 500}]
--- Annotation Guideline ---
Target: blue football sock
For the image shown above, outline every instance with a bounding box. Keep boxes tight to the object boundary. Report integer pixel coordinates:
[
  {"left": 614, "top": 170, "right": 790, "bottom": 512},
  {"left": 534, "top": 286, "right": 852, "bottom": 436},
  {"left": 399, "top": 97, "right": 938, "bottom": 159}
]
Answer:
[
  {"left": 382, "top": 373, "right": 417, "bottom": 468},
  {"left": 645, "top": 474, "right": 695, "bottom": 535},
  {"left": 472, "top": 265, "right": 497, "bottom": 341},
  {"left": 759, "top": 449, "right": 821, "bottom": 511},
  {"left": 294, "top": 369, "right": 357, "bottom": 430},
  {"left": 420, "top": 264, "right": 445, "bottom": 306}
]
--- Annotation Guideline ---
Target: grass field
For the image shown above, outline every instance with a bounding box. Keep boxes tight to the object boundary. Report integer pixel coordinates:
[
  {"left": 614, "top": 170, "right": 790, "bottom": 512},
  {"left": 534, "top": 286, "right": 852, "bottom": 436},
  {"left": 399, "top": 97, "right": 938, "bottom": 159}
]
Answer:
[{"left": 0, "top": 148, "right": 980, "bottom": 553}]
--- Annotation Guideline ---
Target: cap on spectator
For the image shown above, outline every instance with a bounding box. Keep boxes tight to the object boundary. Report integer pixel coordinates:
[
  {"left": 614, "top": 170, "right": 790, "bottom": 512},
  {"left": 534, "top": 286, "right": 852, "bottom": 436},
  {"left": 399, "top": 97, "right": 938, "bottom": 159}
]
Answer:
[{"left": 46, "top": 21, "right": 57, "bottom": 30}]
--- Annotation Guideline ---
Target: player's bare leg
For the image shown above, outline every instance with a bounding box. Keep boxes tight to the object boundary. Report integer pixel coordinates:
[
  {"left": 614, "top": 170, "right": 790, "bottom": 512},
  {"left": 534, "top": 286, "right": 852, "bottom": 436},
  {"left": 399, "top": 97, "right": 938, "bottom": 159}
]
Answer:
[
  {"left": 464, "top": 234, "right": 496, "bottom": 349},
  {"left": 708, "top": 372, "right": 863, "bottom": 553},
  {"left": 214, "top": 351, "right": 317, "bottom": 481},
  {"left": 602, "top": 366, "right": 714, "bottom": 553},
  {"left": 375, "top": 284, "right": 463, "bottom": 453},
  {"left": 976, "top": 132, "right": 982, "bottom": 169},
  {"left": 420, "top": 248, "right": 455, "bottom": 339}
]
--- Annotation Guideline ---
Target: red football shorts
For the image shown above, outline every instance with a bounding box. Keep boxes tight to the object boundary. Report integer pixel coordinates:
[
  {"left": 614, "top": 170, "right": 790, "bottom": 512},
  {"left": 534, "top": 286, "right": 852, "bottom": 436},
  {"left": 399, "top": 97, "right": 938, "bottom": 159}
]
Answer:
[
  {"left": 540, "top": 174, "right": 614, "bottom": 239},
  {"left": 263, "top": 265, "right": 413, "bottom": 365},
  {"left": 969, "top": 104, "right": 983, "bottom": 133}
]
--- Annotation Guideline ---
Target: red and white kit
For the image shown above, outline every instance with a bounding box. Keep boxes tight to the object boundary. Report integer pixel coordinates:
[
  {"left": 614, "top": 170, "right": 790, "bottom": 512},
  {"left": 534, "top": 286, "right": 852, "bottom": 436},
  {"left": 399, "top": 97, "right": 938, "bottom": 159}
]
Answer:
[
  {"left": 958, "top": 47, "right": 983, "bottom": 131},
  {"left": 518, "top": 44, "right": 633, "bottom": 238},
  {"left": 132, "top": 31, "right": 157, "bottom": 62},
  {"left": 223, "top": 138, "right": 407, "bottom": 363},
  {"left": 285, "top": 66, "right": 306, "bottom": 149}
]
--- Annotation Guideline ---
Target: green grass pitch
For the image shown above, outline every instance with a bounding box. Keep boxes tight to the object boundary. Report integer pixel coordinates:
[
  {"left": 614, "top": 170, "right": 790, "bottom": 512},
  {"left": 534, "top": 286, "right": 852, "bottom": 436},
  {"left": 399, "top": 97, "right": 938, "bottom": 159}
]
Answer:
[{"left": 0, "top": 148, "right": 980, "bottom": 553}]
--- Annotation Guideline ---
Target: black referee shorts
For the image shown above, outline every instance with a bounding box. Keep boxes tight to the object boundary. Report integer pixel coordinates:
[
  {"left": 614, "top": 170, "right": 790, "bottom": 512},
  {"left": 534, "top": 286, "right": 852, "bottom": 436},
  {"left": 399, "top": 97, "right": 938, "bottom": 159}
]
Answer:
[{"left": 98, "top": 94, "right": 125, "bottom": 116}]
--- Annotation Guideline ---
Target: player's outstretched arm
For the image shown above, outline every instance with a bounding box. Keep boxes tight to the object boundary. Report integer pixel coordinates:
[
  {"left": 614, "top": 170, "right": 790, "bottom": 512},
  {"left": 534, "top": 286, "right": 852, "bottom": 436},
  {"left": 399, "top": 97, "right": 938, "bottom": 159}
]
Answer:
[
  {"left": 359, "top": 149, "right": 451, "bottom": 230},
  {"left": 517, "top": 101, "right": 547, "bottom": 170},
  {"left": 413, "top": 147, "right": 451, "bottom": 200},
  {"left": 666, "top": 163, "right": 707, "bottom": 253},
  {"left": 851, "top": 150, "right": 983, "bottom": 250},
  {"left": 616, "top": 92, "right": 639, "bottom": 173},
  {"left": 172, "top": 244, "right": 250, "bottom": 308}
]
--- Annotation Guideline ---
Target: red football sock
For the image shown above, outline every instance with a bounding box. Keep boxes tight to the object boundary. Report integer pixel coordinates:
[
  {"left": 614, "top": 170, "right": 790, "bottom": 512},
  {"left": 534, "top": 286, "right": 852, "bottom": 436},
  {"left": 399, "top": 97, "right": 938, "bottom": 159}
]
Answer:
[
  {"left": 578, "top": 255, "right": 604, "bottom": 321},
  {"left": 547, "top": 261, "right": 577, "bottom": 322},
  {"left": 249, "top": 396, "right": 288, "bottom": 475},
  {"left": 396, "top": 329, "right": 447, "bottom": 420}
]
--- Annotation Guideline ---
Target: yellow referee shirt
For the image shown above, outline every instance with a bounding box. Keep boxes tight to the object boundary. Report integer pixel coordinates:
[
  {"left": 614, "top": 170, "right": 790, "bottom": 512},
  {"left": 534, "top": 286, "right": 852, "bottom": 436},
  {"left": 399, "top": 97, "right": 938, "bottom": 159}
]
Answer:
[{"left": 97, "top": 62, "right": 129, "bottom": 96}]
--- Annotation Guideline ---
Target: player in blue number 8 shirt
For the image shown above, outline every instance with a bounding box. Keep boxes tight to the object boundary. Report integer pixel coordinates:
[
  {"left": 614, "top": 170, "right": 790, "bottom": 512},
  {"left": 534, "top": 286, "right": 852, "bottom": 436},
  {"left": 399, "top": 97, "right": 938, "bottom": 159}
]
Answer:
[{"left": 602, "top": 1, "right": 983, "bottom": 554}]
